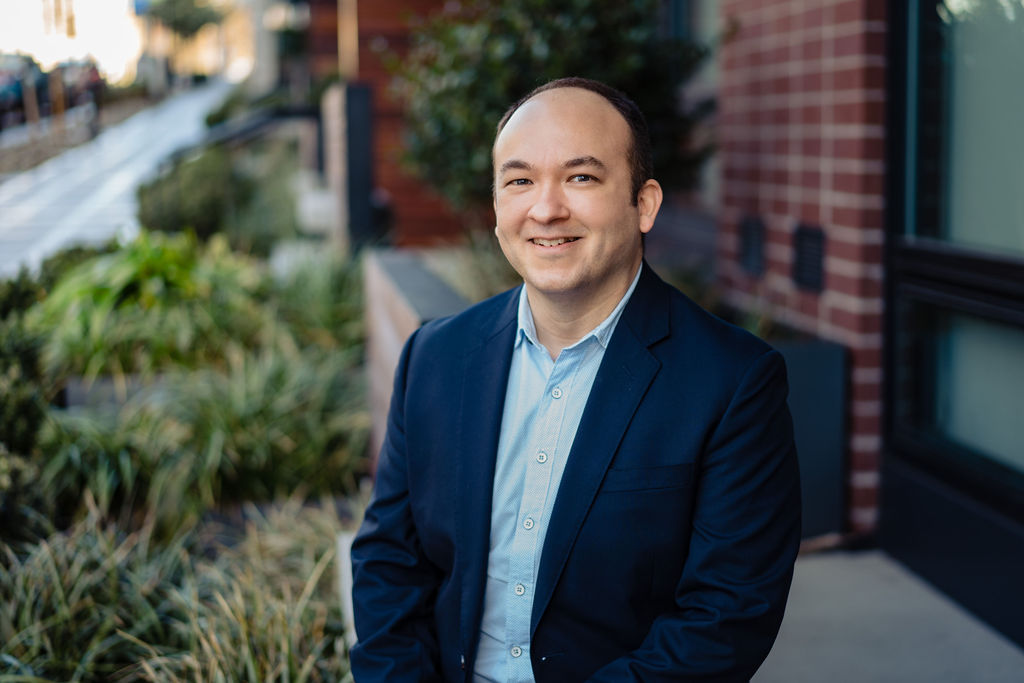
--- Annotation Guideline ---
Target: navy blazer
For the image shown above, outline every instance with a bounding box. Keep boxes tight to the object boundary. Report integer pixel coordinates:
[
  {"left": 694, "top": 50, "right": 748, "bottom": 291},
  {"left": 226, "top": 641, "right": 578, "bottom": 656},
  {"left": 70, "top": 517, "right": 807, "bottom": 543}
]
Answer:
[{"left": 351, "top": 264, "right": 801, "bottom": 682}]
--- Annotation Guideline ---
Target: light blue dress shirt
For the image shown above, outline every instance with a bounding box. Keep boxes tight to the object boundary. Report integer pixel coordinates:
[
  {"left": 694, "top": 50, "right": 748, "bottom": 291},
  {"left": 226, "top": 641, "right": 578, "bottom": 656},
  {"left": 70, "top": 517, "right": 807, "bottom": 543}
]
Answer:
[{"left": 473, "top": 266, "right": 642, "bottom": 683}]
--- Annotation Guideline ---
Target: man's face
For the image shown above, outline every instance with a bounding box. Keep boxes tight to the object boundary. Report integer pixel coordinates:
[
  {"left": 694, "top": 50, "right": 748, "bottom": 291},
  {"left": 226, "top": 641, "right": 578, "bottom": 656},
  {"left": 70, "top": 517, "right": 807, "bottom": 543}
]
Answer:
[{"left": 492, "top": 87, "right": 660, "bottom": 310}]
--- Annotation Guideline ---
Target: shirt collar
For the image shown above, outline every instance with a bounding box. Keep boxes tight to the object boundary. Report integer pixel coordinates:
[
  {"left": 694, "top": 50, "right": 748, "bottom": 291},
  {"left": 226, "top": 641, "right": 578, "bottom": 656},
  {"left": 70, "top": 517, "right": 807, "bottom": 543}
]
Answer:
[{"left": 515, "top": 263, "right": 643, "bottom": 351}]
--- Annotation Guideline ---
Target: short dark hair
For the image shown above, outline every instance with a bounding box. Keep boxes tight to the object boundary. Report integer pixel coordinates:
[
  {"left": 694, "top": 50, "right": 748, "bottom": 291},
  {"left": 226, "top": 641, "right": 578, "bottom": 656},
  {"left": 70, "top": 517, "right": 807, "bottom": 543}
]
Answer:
[{"left": 495, "top": 77, "right": 653, "bottom": 206}]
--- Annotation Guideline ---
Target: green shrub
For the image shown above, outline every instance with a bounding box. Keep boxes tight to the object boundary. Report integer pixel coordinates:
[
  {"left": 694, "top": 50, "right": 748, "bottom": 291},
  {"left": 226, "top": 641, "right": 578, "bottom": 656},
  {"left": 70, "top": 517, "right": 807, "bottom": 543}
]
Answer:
[
  {"left": 0, "top": 502, "right": 193, "bottom": 680},
  {"left": 27, "top": 231, "right": 276, "bottom": 385},
  {"left": 223, "top": 140, "right": 300, "bottom": 257},
  {"left": 0, "top": 498, "right": 353, "bottom": 681},
  {"left": 138, "top": 499, "right": 353, "bottom": 681},
  {"left": 0, "top": 318, "right": 47, "bottom": 454},
  {"left": 273, "top": 254, "right": 365, "bottom": 354},
  {"left": 0, "top": 268, "right": 42, "bottom": 322},
  {"left": 0, "top": 443, "right": 50, "bottom": 544},
  {"left": 137, "top": 146, "right": 254, "bottom": 241},
  {"left": 39, "top": 346, "right": 368, "bottom": 532},
  {"left": 37, "top": 240, "right": 119, "bottom": 294},
  {"left": 389, "top": 0, "right": 713, "bottom": 212},
  {"left": 204, "top": 85, "right": 249, "bottom": 127}
]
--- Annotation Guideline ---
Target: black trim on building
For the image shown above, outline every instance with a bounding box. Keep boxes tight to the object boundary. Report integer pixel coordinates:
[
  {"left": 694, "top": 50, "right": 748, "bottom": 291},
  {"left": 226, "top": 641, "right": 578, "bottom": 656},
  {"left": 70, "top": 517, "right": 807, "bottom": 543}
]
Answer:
[{"left": 882, "top": 0, "right": 1024, "bottom": 649}]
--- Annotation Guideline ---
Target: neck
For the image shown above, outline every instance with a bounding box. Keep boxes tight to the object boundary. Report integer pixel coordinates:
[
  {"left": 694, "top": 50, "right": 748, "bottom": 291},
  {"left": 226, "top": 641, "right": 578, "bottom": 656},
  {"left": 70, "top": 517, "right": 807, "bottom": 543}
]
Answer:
[{"left": 528, "top": 265, "right": 640, "bottom": 360}]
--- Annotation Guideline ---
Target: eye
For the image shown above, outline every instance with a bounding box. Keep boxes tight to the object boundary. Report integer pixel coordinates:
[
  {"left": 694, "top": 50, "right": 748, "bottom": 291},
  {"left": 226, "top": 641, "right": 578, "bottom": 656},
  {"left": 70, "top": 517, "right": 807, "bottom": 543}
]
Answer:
[
  {"left": 507, "top": 178, "right": 532, "bottom": 186},
  {"left": 568, "top": 174, "right": 596, "bottom": 183}
]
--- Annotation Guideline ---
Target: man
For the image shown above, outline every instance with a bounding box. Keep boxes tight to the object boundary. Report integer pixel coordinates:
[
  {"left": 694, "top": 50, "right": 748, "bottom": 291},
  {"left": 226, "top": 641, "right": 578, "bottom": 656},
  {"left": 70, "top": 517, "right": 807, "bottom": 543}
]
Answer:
[{"left": 351, "top": 77, "right": 801, "bottom": 682}]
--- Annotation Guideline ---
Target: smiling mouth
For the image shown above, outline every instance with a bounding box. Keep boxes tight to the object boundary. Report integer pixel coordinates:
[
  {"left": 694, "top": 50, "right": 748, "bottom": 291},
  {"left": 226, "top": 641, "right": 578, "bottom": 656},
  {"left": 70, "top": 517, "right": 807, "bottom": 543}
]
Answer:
[{"left": 531, "top": 237, "right": 580, "bottom": 247}]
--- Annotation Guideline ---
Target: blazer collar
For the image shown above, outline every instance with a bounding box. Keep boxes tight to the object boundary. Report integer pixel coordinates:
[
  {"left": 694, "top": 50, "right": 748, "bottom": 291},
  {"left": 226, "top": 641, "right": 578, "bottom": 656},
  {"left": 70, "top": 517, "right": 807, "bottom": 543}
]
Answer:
[{"left": 530, "top": 262, "right": 671, "bottom": 635}]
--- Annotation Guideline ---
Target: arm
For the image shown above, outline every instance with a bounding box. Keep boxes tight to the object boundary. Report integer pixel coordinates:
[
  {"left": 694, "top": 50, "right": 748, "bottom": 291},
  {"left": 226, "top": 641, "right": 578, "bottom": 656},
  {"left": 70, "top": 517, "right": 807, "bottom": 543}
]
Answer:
[
  {"left": 350, "top": 330, "right": 444, "bottom": 682},
  {"left": 589, "top": 350, "right": 802, "bottom": 682}
]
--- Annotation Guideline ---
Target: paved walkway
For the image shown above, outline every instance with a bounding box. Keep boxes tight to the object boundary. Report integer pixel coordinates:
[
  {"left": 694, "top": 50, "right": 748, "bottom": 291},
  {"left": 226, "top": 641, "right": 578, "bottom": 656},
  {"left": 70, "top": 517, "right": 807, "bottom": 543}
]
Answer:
[
  {"left": 0, "top": 79, "right": 231, "bottom": 278},
  {"left": 755, "top": 550, "right": 1024, "bottom": 682}
]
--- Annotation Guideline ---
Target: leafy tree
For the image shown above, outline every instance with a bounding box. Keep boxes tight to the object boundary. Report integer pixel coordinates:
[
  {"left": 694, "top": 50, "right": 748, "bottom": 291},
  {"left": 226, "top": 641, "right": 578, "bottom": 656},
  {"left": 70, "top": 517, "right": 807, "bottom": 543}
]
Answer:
[
  {"left": 388, "top": 0, "right": 714, "bottom": 214},
  {"left": 147, "top": 0, "right": 223, "bottom": 40}
]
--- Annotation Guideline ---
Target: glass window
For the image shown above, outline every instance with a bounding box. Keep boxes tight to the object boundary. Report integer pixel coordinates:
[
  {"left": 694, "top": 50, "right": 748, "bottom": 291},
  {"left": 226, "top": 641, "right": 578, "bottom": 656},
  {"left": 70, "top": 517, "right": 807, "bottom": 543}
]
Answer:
[
  {"left": 910, "top": 1, "right": 1024, "bottom": 258},
  {"left": 896, "top": 298, "right": 1024, "bottom": 485}
]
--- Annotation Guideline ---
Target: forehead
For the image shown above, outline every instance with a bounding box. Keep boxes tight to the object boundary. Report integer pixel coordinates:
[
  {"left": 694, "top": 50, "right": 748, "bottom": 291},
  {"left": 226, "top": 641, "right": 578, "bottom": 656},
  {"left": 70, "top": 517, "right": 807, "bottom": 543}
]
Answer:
[{"left": 493, "top": 87, "right": 631, "bottom": 165}]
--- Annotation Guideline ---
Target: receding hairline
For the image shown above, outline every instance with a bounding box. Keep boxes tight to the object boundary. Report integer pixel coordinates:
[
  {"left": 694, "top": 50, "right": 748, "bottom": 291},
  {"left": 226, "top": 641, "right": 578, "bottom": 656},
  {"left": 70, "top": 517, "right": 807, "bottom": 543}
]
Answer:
[{"left": 493, "top": 85, "right": 629, "bottom": 148}]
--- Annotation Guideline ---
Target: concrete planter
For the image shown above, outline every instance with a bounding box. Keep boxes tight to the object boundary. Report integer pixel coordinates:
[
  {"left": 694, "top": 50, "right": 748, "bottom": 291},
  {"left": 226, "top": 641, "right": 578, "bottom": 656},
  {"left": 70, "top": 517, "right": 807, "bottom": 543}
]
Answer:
[{"left": 363, "top": 249, "right": 469, "bottom": 466}]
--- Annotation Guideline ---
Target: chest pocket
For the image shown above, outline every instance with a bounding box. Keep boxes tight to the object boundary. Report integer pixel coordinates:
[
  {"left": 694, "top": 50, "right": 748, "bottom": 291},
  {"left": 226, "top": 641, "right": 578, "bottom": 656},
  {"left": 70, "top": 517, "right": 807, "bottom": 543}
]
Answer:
[{"left": 599, "top": 463, "right": 693, "bottom": 493}]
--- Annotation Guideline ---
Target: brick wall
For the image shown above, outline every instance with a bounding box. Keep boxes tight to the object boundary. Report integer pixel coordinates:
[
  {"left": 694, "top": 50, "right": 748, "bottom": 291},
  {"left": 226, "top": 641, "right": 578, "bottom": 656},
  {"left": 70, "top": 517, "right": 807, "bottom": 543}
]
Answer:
[
  {"left": 717, "top": 0, "right": 886, "bottom": 533},
  {"left": 309, "top": 0, "right": 340, "bottom": 80},
  {"left": 357, "top": 0, "right": 463, "bottom": 245}
]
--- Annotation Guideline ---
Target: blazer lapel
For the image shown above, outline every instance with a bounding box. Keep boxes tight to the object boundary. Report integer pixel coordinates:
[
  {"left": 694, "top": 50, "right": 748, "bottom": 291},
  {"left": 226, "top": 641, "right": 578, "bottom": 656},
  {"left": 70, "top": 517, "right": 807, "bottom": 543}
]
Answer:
[
  {"left": 530, "top": 265, "right": 670, "bottom": 636},
  {"left": 455, "top": 289, "right": 518, "bottom": 660}
]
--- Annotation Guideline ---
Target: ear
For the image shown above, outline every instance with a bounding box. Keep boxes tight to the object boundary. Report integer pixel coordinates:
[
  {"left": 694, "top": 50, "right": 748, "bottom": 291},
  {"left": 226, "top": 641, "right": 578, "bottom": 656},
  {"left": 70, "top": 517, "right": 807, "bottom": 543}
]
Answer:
[{"left": 637, "top": 179, "right": 663, "bottom": 234}]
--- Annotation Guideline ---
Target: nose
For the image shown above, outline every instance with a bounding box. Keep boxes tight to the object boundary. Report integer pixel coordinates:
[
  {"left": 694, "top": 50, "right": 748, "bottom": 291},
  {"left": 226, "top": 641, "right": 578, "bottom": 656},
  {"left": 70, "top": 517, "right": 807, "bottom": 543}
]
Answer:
[{"left": 527, "top": 182, "right": 570, "bottom": 224}]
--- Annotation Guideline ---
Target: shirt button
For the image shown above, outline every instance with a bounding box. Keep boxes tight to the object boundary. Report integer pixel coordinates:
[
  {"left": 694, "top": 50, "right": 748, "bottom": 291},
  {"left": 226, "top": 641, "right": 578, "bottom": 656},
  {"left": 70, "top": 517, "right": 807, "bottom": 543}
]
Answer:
[
  {"left": 523, "top": 517, "right": 535, "bottom": 530},
  {"left": 510, "top": 646, "right": 523, "bottom": 658},
  {"left": 514, "top": 583, "right": 526, "bottom": 596},
  {"left": 536, "top": 451, "right": 548, "bottom": 463},
  {"left": 551, "top": 387, "right": 563, "bottom": 399}
]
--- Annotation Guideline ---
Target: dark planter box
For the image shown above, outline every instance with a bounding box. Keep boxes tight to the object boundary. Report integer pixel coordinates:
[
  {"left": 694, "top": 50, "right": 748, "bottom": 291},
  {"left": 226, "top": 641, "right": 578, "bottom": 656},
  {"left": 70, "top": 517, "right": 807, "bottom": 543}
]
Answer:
[{"left": 775, "top": 340, "right": 848, "bottom": 538}]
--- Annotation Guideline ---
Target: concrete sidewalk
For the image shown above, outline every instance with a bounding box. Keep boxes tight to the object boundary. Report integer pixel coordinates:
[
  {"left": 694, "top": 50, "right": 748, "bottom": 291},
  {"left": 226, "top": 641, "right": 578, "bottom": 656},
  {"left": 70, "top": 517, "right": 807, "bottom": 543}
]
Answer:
[{"left": 754, "top": 550, "right": 1024, "bottom": 682}]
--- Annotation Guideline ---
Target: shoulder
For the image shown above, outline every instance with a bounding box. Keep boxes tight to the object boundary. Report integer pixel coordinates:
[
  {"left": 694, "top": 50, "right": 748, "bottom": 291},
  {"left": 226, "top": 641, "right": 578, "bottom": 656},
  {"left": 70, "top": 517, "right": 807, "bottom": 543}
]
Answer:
[{"left": 630, "top": 267, "right": 778, "bottom": 383}]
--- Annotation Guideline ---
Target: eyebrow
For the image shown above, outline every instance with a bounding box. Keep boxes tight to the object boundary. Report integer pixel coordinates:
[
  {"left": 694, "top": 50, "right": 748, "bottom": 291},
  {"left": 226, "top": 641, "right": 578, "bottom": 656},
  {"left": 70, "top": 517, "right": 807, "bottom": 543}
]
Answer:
[{"left": 497, "top": 156, "right": 607, "bottom": 176}]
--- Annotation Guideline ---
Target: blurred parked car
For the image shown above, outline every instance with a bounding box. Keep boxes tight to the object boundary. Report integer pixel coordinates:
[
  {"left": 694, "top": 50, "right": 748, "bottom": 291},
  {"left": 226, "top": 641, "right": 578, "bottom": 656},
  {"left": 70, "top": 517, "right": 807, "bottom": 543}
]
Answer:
[{"left": 0, "top": 53, "right": 49, "bottom": 130}]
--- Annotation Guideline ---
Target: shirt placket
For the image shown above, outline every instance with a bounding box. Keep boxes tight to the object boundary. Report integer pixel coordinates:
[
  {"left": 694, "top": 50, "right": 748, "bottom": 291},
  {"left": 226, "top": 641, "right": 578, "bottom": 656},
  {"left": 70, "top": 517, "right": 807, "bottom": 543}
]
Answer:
[{"left": 503, "top": 347, "right": 578, "bottom": 683}]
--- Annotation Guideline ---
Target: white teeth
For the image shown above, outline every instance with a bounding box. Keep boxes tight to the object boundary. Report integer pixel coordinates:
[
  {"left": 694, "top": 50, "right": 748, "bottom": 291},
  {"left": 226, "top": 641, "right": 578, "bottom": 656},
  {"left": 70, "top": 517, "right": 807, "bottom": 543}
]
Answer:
[{"left": 533, "top": 237, "right": 578, "bottom": 247}]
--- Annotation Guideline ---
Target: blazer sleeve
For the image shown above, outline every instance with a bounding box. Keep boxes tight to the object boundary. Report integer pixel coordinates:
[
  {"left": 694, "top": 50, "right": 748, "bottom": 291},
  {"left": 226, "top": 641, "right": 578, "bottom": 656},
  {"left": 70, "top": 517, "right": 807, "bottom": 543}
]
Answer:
[
  {"left": 350, "top": 329, "right": 444, "bottom": 682},
  {"left": 588, "top": 349, "right": 802, "bottom": 682}
]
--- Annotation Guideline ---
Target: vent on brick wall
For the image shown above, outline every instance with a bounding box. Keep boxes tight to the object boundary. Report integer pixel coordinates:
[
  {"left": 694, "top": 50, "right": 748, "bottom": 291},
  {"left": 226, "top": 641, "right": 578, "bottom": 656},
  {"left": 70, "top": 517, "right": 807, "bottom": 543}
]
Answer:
[
  {"left": 793, "top": 223, "right": 825, "bottom": 292},
  {"left": 739, "top": 214, "right": 765, "bottom": 276}
]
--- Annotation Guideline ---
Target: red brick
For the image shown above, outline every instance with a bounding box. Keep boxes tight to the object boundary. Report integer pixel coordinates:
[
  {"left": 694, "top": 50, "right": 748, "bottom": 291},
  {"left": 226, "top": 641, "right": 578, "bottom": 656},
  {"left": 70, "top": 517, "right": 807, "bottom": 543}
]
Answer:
[
  {"left": 800, "top": 104, "right": 824, "bottom": 125},
  {"left": 800, "top": 71, "right": 824, "bottom": 92},
  {"left": 768, "top": 136, "right": 789, "bottom": 155},
  {"left": 852, "top": 414, "right": 882, "bottom": 436},
  {"left": 830, "top": 307, "right": 882, "bottom": 334},
  {"left": 834, "top": 136, "right": 885, "bottom": 160},
  {"left": 866, "top": 0, "right": 887, "bottom": 22},
  {"left": 850, "top": 486, "right": 879, "bottom": 509},
  {"left": 798, "top": 202, "right": 824, "bottom": 224},
  {"left": 835, "top": 0, "right": 865, "bottom": 24},
  {"left": 830, "top": 239, "right": 884, "bottom": 263},
  {"left": 799, "top": 170, "right": 822, "bottom": 190},
  {"left": 835, "top": 31, "right": 866, "bottom": 59},
  {"left": 762, "top": 167, "right": 786, "bottom": 185},
  {"left": 802, "top": 38, "right": 824, "bottom": 62},
  {"left": 798, "top": 290, "right": 821, "bottom": 317},
  {"left": 827, "top": 272, "right": 883, "bottom": 299},
  {"left": 834, "top": 65, "right": 885, "bottom": 91},
  {"left": 833, "top": 206, "right": 884, "bottom": 229},
  {"left": 850, "top": 450, "right": 880, "bottom": 473},
  {"left": 799, "top": 6, "right": 826, "bottom": 30},
  {"left": 851, "top": 347, "right": 883, "bottom": 368},
  {"left": 801, "top": 137, "right": 823, "bottom": 157},
  {"left": 834, "top": 100, "right": 885, "bottom": 125},
  {"left": 851, "top": 379, "right": 883, "bottom": 402},
  {"left": 833, "top": 170, "right": 885, "bottom": 195}
]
